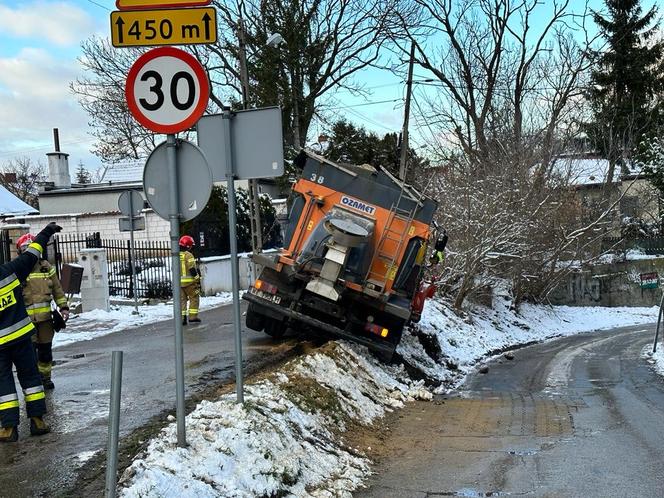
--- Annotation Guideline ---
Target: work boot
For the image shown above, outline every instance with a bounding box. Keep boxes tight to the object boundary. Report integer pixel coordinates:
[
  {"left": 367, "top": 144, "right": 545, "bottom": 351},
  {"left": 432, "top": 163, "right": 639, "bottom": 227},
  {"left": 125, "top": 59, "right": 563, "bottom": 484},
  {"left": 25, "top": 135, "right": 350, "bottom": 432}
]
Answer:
[
  {"left": 182, "top": 317, "right": 188, "bottom": 326},
  {"left": 29, "top": 417, "right": 50, "bottom": 436},
  {"left": 0, "top": 426, "right": 17, "bottom": 443},
  {"left": 42, "top": 378, "right": 55, "bottom": 390},
  {"left": 189, "top": 317, "right": 201, "bottom": 324}
]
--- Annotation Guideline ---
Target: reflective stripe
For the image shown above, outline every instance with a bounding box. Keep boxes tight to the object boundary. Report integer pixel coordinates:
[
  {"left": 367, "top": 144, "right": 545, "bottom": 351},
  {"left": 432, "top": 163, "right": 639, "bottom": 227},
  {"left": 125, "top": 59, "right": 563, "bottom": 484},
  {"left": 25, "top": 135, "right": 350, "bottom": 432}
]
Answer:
[
  {"left": 26, "top": 272, "right": 55, "bottom": 281},
  {"left": 0, "top": 278, "right": 20, "bottom": 294},
  {"left": 0, "top": 400, "right": 19, "bottom": 411},
  {"left": 56, "top": 298, "right": 68, "bottom": 306},
  {"left": 27, "top": 307, "right": 51, "bottom": 316},
  {"left": 181, "top": 278, "right": 195, "bottom": 284},
  {"left": 0, "top": 274, "right": 17, "bottom": 289},
  {"left": 26, "top": 242, "right": 43, "bottom": 257},
  {"left": 189, "top": 309, "right": 198, "bottom": 313},
  {"left": 27, "top": 302, "right": 50, "bottom": 310},
  {"left": 0, "top": 318, "right": 34, "bottom": 345},
  {"left": 0, "top": 394, "right": 18, "bottom": 403},
  {"left": 24, "top": 386, "right": 44, "bottom": 395},
  {"left": 25, "top": 392, "right": 45, "bottom": 403}
]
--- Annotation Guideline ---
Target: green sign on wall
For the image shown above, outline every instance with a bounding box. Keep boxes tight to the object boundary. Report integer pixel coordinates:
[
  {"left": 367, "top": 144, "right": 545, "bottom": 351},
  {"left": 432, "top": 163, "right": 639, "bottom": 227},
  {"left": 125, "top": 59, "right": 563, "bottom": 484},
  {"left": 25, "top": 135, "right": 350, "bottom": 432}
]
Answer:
[{"left": 640, "top": 272, "right": 659, "bottom": 289}]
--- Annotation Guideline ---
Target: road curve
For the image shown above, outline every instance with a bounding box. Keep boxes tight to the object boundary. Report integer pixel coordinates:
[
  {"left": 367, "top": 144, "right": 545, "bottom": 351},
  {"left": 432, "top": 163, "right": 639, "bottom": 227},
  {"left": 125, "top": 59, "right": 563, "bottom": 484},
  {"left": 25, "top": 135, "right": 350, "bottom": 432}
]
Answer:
[{"left": 358, "top": 323, "right": 664, "bottom": 497}]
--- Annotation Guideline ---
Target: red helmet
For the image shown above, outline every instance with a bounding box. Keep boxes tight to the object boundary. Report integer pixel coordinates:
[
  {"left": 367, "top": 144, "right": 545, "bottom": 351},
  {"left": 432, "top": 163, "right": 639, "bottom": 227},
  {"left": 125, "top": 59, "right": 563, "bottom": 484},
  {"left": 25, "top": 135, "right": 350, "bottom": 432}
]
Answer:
[
  {"left": 16, "top": 233, "right": 35, "bottom": 252},
  {"left": 179, "top": 235, "right": 195, "bottom": 249}
]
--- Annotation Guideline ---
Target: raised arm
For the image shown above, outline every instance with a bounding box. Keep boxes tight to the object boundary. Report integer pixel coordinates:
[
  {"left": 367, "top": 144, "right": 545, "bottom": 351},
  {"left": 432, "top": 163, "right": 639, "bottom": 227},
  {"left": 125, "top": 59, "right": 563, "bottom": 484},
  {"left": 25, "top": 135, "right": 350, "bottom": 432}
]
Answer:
[{"left": 4, "top": 223, "right": 62, "bottom": 281}]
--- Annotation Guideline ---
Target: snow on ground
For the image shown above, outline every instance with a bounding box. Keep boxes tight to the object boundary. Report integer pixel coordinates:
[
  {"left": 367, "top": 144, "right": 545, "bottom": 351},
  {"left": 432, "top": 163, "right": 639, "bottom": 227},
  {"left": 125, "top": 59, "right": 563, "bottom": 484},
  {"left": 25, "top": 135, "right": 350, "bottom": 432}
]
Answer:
[
  {"left": 118, "top": 296, "right": 658, "bottom": 498},
  {"left": 400, "top": 293, "right": 659, "bottom": 388},
  {"left": 642, "top": 344, "right": 664, "bottom": 377},
  {"left": 119, "top": 342, "right": 429, "bottom": 498},
  {"left": 54, "top": 294, "right": 233, "bottom": 349}
]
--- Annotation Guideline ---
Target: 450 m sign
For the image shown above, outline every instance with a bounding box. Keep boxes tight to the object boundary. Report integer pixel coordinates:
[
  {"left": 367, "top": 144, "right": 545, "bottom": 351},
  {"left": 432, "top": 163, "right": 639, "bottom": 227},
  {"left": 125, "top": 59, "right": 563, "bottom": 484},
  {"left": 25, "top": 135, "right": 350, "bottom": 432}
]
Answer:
[{"left": 125, "top": 46, "right": 210, "bottom": 134}]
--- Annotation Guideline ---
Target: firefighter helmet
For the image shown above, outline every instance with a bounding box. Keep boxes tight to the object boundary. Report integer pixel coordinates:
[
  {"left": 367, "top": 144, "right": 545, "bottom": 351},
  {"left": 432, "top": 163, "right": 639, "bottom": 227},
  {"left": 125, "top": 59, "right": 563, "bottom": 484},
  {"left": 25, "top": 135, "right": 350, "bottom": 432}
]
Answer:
[
  {"left": 179, "top": 235, "right": 195, "bottom": 249},
  {"left": 16, "top": 233, "right": 35, "bottom": 252}
]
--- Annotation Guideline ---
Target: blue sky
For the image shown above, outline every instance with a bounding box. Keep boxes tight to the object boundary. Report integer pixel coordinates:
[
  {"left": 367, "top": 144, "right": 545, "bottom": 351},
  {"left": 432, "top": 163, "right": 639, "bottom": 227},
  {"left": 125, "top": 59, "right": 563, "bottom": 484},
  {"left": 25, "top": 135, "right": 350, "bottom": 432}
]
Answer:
[{"left": 0, "top": 0, "right": 659, "bottom": 173}]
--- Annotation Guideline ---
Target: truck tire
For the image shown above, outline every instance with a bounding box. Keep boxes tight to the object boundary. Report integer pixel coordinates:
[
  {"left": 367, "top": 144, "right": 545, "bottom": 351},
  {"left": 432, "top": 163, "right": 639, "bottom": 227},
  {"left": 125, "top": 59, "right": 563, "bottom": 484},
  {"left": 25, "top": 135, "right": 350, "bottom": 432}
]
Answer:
[
  {"left": 264, "top": 319, "right": 287, "bottom": 339},
  {"left": 246, "top": 305, "right": 265, "bottom": 331}
]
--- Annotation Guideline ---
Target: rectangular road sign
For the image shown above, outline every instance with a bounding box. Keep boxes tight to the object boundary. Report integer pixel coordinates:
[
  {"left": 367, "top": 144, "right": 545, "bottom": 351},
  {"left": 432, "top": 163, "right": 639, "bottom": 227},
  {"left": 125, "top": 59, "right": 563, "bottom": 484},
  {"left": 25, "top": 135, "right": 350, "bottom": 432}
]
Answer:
[
  {"left": 111, "top": 7, "right": 217, "bottom": 48},
  {"left": 116, "top": 0, "right": 210, "bottom": 10},
  {"left": 197, "top": 107, "right": 284, "bottom": 181}
]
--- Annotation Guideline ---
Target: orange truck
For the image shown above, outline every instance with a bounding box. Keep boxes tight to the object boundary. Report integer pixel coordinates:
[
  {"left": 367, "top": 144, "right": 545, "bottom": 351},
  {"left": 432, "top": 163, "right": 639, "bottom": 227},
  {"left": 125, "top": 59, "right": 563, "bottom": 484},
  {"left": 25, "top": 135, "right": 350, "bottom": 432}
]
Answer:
[{"left": 243, "top": 150, "right": 438, "bottom": 360}]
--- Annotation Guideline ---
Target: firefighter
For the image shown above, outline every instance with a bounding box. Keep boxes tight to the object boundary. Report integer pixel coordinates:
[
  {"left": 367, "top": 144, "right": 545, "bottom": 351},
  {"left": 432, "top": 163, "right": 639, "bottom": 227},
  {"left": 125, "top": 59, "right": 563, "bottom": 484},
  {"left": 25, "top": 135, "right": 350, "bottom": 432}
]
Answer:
[
  {"left": 429, "top": 230, "right": 448, "bottom": 267},
  {"left": 0, "top": 222, "right": 62, "bottom": 443},
  {"left": 17, "top": 233, "right": 69, "bottom": 390},
  {"left": 179, "top": 235, "right": 201, "bottom": 325}
]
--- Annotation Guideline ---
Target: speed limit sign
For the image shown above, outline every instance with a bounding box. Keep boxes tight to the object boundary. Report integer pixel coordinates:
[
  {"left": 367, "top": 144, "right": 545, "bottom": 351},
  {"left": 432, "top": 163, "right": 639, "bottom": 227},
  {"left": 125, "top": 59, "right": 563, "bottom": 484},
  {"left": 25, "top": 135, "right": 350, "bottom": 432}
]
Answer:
[{"left": 125, "top": 46, "right": 209, "bottom": 134}]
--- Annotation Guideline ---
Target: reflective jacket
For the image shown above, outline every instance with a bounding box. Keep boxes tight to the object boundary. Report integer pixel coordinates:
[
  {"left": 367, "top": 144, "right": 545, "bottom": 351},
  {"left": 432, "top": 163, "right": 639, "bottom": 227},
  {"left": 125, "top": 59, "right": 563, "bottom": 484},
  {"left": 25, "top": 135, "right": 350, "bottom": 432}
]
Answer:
[
  {"left": 180, "top": 251, "right": 199, "bottom": 287},
  {"left": 22, "top": 260, "right": 68, "bottom": 323},
  {"left": 0, "top": 229, "right": 53, "bottom": 349}
]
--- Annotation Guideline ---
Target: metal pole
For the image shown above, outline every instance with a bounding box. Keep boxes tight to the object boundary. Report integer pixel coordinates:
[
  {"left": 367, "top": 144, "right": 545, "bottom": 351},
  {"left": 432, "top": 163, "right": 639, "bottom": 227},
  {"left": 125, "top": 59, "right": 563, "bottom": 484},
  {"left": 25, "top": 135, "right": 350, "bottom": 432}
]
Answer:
[
  {"left": 223, "top": 110, "right": 244, "bottom": 403},
  {"left": 399, "top": 41, "right": 416, "bottom": 181},
  {"left": 653, "top": 289, "right": 664, "bottom": 353},
  {"left": 105, "top": 350, "right": 123, "bottom": 498},
  {"left": 237, "top": 18, "right": 263, "bottom": 263},
  {"left": 128, "top": 195, "right": 139, "bottom": 315},
  {"left": 167, "top": 134, "right": 187, "bottom": 445}
]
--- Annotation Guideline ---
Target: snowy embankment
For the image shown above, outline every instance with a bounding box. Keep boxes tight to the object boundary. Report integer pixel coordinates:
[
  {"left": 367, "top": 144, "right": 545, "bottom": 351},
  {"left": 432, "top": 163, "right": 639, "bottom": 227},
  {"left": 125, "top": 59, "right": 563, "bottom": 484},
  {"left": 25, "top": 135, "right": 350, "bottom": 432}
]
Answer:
[
  {"left": 643, "top": 345, "right": 664, "bottom": 377},
  {"left": 54, "top": 294, "right": 232, "bottom": 348},
  {"left": 118, "top": 297, "right": 658, "bottom": 498}
]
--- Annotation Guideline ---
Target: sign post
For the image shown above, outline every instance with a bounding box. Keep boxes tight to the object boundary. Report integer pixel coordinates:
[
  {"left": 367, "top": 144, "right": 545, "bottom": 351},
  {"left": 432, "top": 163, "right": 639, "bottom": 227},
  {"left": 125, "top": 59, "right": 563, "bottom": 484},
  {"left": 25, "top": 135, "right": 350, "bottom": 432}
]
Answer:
[
  {"left": 125, "top": 46, "right": 210, "bottom": 447},
  {"left": 118, "top": 190, "right": 144, "bottom": 314},
  {"left": 197, "top": 108, "right": 284, "bottom": 403}
]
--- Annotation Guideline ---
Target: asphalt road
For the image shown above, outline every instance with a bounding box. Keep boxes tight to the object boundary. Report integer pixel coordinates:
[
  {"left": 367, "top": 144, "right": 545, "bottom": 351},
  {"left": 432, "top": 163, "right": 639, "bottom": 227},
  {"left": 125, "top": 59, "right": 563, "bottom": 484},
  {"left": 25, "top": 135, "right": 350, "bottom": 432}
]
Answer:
[
  {"left": 0, "top": 302, "right": 293, "bottom": 498},
  {"left": 358, "top": 323, "right": 664, "bottom": 497}
]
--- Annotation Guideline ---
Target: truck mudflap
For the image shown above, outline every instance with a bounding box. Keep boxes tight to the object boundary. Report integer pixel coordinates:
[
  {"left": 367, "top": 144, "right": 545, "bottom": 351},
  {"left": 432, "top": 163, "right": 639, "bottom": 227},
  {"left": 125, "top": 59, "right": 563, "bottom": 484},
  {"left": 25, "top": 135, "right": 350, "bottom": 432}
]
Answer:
[{"left": 243, "top": 292, "right": 396, "bottom": 358}]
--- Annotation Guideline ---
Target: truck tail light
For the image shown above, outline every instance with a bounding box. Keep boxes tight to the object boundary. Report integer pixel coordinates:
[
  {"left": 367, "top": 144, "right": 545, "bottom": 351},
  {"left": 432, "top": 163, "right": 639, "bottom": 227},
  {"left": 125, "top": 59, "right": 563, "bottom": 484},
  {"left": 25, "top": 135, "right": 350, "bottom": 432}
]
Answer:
[
  {"left": 255, "top": 279, "right": 278, "bottom": 295},
  {"left": 365, "top": 323, "right": 389, "bottom": 338}
]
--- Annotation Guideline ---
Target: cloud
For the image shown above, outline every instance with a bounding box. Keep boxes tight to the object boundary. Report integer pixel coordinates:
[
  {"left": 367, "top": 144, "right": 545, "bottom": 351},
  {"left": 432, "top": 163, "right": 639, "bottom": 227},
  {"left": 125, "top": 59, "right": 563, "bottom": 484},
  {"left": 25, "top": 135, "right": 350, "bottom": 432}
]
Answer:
[
  {"left": 0, "top": 48, "right": 93, "bottom": 167},
  {"left": 0, "top": 1, "right": 96, "bottom": 47}
]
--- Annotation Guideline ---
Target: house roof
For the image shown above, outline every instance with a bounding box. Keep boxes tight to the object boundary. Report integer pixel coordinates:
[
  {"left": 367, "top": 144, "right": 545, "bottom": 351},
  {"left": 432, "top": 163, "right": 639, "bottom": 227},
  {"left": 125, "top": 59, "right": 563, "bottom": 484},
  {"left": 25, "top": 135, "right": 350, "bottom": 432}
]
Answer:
[
  {"left": 0, "top": 185, "right": 38, "bottom": 216},
  {"left": 100, "top": 161, "right": 145, "bottom": 183},
  {"left": 551, "top": 155, "right": 640, "bottom": 187}
]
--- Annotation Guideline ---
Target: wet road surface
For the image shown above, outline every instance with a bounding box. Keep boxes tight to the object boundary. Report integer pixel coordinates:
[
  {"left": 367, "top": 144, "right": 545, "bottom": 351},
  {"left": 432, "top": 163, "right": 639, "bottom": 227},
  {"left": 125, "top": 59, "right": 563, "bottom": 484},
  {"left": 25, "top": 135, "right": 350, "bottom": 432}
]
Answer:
[
  {"left": 358, "top": 323, "right": 664, "bottom": 497},
  {"left": 0, "top": 302, "right": 293, "bottom": 497}
]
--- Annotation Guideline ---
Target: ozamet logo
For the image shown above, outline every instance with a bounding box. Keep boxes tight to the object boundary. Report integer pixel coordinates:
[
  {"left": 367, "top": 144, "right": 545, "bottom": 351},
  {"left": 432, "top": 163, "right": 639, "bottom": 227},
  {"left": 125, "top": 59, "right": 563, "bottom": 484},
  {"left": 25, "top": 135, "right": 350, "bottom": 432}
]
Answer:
[{"left": 340, "top": 195, "right": 376, "bottom": 215}]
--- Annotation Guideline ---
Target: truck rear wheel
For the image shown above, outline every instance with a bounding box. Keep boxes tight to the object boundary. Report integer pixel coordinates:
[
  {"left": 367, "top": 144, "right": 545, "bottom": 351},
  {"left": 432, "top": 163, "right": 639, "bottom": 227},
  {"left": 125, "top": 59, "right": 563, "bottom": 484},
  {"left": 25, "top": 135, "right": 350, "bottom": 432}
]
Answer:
[{"left": 264, "top": 319, "right": 287, "bottom": 339}]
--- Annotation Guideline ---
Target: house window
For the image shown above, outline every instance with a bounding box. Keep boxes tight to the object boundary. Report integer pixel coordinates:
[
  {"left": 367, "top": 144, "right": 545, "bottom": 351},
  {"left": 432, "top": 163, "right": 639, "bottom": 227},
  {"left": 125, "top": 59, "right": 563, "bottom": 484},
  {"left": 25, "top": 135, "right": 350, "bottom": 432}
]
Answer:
[{"left": 620, "top": 196, "right": 639, "bottom": 218}]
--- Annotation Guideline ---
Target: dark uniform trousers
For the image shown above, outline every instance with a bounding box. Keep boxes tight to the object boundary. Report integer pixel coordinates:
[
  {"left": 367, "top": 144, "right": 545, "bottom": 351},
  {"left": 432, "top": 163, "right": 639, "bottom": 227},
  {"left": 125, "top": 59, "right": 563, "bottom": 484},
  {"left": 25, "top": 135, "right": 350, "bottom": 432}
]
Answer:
[{"left": 0, "top": 336, "right": 46, "bottom": 427}]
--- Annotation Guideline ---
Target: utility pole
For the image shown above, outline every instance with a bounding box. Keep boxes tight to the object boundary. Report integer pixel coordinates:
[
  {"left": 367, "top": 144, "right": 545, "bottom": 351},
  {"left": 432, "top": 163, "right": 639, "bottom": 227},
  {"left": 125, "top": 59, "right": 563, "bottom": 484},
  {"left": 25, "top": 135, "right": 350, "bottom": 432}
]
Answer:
[
  {"left": 238, "top": 19, "right": 263, "bottom": 262},
  {"left": 399, "top": 42, "right": 416, "bottom": 181}
]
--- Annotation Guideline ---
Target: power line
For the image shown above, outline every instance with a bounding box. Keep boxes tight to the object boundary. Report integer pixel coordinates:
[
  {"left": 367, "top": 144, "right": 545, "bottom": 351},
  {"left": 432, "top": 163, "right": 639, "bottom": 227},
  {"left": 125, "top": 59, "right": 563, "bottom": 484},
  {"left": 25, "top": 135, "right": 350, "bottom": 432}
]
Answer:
[
  {"left": 84, "top": 0, "right": 111, "bottom": 11},
  {"left": 0, "top": 137, "right": 94, "bottom": 158}
]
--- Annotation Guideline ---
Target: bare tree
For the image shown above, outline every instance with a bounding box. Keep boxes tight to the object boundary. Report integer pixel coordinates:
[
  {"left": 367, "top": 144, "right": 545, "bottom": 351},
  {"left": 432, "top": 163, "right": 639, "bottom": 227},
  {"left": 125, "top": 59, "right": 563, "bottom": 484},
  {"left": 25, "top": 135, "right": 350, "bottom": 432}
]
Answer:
[
  {"left": 71, "top": 0, "right": 405, "bottom": 160},
  {"left": 388, "top": 0, "right": 620, "bottom": 308},
  {"left": 0, "top": 157, "right": 46, "bottom": 208}
]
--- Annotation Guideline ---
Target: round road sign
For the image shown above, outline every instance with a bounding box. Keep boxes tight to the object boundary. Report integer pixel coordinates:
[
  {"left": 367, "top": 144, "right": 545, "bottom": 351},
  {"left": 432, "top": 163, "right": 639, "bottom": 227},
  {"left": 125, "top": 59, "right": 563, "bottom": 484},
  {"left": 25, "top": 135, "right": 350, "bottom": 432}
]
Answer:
[
  {"left": 143, "top": 139, "right": 212, "bottom": 222},
  {"left": 118, "top": 189, "right": 144, "bottom": 217},
  {"left": 126, "top": 46, "right": 209, "bottom": 134}
]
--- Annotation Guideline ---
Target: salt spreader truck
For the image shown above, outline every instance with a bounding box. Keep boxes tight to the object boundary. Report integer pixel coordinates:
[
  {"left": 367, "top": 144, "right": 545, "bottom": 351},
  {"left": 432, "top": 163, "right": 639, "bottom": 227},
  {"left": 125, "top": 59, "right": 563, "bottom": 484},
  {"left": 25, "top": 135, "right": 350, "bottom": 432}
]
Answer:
[{"left": 243, "top": 150, "right": 438, "bottom": 360}]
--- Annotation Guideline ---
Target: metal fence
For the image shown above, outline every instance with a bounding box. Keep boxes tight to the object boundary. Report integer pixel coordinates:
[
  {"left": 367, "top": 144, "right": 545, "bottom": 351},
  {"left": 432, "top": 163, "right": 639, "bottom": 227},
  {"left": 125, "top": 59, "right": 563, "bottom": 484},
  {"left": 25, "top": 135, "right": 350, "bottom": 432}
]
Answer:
[{"left": 54, "top": 233, "right": 172, "bottom": 299}]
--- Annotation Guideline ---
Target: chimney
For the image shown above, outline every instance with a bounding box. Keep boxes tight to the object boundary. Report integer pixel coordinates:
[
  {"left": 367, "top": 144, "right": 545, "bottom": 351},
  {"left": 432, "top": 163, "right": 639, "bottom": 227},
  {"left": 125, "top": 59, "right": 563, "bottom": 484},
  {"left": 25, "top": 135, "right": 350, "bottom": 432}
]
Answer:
[{"left": 46, "top": 128, "right": 71, "bottom": 189}]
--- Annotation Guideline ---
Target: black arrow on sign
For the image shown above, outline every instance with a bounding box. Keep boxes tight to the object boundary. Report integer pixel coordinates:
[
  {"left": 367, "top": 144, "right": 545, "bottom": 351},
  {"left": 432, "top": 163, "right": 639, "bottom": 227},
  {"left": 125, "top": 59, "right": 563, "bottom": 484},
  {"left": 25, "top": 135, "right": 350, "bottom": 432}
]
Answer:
[
  {"left": 202, "top": 12, "right": 211, "bottom": 40},
  {"left": 115, "top": 16, "right": 125, "bottom": 44}
]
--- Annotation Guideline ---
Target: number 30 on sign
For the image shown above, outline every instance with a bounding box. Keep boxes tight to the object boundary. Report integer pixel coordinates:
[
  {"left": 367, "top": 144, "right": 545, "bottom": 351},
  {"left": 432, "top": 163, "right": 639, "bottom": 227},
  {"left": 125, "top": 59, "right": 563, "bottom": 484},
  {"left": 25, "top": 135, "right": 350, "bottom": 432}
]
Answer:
[{"left": 125, "top": 46, "right": 209, "bottom": 134}]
